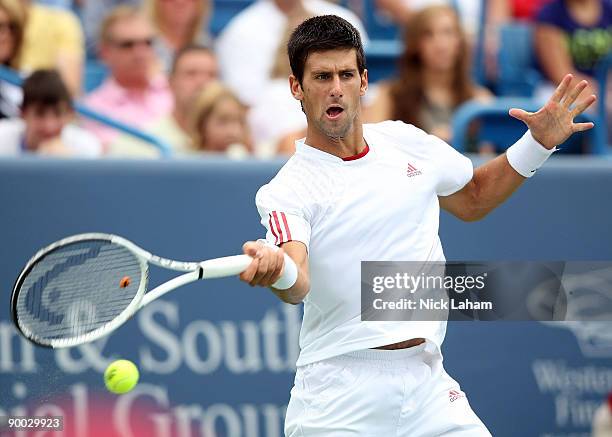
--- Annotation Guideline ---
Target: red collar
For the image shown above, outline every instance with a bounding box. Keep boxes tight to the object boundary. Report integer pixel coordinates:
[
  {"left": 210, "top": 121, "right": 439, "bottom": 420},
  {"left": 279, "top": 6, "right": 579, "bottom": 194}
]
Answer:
[{"left": 342, "top": 144, "right": 370, "bottom": 161}]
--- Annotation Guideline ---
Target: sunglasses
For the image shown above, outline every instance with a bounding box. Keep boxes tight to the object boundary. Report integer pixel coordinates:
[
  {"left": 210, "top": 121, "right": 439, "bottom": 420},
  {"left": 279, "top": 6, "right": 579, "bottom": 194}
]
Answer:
[{"left": 112, "top": 38, "right": 154, "bottom": 50}]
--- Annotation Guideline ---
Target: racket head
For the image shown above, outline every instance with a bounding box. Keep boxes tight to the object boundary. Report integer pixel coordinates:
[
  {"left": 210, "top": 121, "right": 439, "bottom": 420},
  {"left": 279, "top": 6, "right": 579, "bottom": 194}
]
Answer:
[{"left": 11, "top": 233, "right": 148, "bottom": 348}]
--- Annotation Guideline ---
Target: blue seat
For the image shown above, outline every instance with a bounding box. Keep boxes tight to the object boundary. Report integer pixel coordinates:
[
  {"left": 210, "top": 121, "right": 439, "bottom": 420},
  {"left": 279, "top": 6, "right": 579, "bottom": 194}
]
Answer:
[
  {"left": 211, "top": 0, "right": 254, "bottom": 37},
  {"left": 451, "top": 98, "right": 599, "bottom": 154},
  {"left": 497, "top": 23, "right": 542, "bottom": 97},
  {"left": 593, "top": 52, "right": 612, "bottom": 150},
  {"left": 338, "top": 0, "right": 400, "bottom": 41},
  {"left": 470, "top": 0, "right": 487, "bottom": 86},
  {"left": 365, "top": 39, "right": 402, "bottom": 83},
  {"left": 362, "top": 0, "right": 400, "bottom": 41}
]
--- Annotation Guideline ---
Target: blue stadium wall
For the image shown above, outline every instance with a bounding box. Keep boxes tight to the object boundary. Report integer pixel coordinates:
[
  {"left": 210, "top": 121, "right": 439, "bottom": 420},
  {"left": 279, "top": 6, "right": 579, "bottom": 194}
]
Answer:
[{"left": 0, "top": 157, "right": 611, "bottom": 437}]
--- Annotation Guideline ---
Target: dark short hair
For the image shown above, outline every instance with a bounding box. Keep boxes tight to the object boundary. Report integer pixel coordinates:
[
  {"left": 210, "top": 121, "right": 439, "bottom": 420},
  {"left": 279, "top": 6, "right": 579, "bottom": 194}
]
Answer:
[
  {"left": 287, "top": 15, "right": 366, "bottom": 84},
  {"left": 171, "top": 44, "right": 215, "bottom": 75},
  {"left": 22, "top": 70, "right": 72, "bottom": 111}
]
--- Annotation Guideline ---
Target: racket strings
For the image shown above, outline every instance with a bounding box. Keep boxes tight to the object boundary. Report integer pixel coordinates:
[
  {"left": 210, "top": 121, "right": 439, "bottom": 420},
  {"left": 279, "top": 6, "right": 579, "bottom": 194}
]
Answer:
[
  {"left": 15, "top": 241, "right": 144, "bottom": 344},
  {"left": 25, "top": 252, "right": 136, "bottom": 312}
]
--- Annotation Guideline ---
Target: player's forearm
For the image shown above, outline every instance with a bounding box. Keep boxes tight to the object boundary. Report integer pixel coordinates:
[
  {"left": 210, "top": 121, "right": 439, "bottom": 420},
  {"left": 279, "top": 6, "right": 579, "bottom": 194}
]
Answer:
[
  {"left": 270, "top": 241, "right": 310, "bottom": 304},
  {"left": 444, "top": 130, "right": 557, "bottom": 222},
  {"left": 466, "top": 153, "right": 526, "bottom": 220}
]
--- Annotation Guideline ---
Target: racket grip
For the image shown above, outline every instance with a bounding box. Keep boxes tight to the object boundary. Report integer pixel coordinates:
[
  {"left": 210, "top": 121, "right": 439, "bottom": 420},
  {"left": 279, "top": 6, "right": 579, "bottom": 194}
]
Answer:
[
  {"left": 272, "top": 253, "right": 298, "bottom": 290},
  {"left": 200, "top": 255, "right": 253, "bottom": 279}
]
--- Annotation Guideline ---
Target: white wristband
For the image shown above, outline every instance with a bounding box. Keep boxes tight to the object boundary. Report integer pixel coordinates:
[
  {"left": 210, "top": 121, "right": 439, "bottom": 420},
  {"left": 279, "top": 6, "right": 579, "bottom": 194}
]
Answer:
[
  {"left": 506, "top": 130, "right": 556, "bottom": 178},
  {"left": 257, "top": 239, "right": 298, "bottom": 290},
  {"left": 273, "top": 253, "right": 298, "bottom": 290}
]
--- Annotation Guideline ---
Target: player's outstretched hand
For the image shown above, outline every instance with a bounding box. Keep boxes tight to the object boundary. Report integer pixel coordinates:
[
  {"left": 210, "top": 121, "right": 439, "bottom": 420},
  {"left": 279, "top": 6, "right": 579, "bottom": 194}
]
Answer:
[
  {"left": 240, "top": 241, "right": 285, "bottom": 287},
  {"left": 509, "top": 74, "right": 597, "bottom": 149}
]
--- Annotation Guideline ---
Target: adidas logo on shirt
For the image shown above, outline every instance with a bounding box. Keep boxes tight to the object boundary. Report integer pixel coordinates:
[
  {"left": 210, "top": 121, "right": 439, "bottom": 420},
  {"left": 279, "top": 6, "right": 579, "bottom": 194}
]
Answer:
[
  {"left": 449, "top": 390, "right": 465, "bottom": 402},
  {"left": 406, "top": 162, "right": 422, "bottom": 177}
]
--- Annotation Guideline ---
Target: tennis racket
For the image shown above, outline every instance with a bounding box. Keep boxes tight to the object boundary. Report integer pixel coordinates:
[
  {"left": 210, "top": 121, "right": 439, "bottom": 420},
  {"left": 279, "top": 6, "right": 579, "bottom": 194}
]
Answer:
[{"left": 11, "top": 233, "right": 297, "bottom": 349}]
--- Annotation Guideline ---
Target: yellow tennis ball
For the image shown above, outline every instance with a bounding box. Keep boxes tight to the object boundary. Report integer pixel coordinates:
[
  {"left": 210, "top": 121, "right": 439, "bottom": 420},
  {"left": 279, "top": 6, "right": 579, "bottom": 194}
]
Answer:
[{"left": 104, "top": 359, "right": 139, "bottom": 394}]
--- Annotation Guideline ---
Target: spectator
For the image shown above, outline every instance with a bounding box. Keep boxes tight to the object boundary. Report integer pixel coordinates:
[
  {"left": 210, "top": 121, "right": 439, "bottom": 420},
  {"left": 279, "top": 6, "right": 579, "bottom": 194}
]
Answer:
[
  {"left": 0, "top": 0, "right": 21, "bottom": 68},
  {"left": 83, "top": 6, "right": 173, "bottom": 148},
  {"left": 535, "top": 0, "right": 611, "bottom": 98},
  {"left": 82, "top": 0, "right": 140, "bottom": 57},
  {"left": 190, "top": 82, "right": 251, "bottom": 157},
  {"left": 216, "top": 0, "right": 368, "bottom": 106},
  {"left": 374, "top": 0, "right": 509, "bottom": 81},
  {"left": 109, "top": 44, "right": 219, "bottom": 157},
  {"left": 366, "top": 5, "right": 491, "bottom": 149},
  {"left": 247, "top": 8, "right": 311, "bottom": 156},
  {"left": 535, "top": 0, "right": 611, "bottom": 145},
  {"left": 144, "top": 0, "right": 212, "bottom": 72},
  {"left": 0, "top": 69, "right": 101, "bottom": 157},
  {"left": 511, "top": 0, "right": 553, "bottom": 20},
  {"left": 0, "top": 0, "right": 24, "bottom": 119},
  {"left": 19, "top": 0, "right": 84, "bottom": 95},
  {"left": 375, "top": 0, "right": 482, "bottom": 41}
]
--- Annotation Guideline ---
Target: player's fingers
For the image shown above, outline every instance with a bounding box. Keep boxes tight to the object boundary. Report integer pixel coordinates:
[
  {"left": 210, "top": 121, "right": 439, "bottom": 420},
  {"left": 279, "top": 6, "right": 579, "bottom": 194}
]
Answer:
[
  {"left": 256, "top": 252, "right": 277, "bottom": 286},
  {"left": 572, "top": 122, "right": 595, "bottom": 132},
  {"left": 241, "top": 241, "right": 264, "bottom": 283},
  {"left": 550, "top": 74, "right": 573, "bottom": 103},
  {"left": 261, "top": 250, "right": 285, "bottom": 286},
  {"left": 571, "top": 94, "right": 596, "bottom": 117},
  {"left": 250, "top": 251, "right": 271, "bottom": 286},
  {"left": 562, "top": 80, "right": 588, "bottom": 108},
  {"left": 508, "top": 108, "right": 531, "bottom": 122},
  {"left": 239, "top": 258, "right": 259, "bottom": 284},
  {"left": 242, "top": 241, "right": 262, "bottom": 257}
]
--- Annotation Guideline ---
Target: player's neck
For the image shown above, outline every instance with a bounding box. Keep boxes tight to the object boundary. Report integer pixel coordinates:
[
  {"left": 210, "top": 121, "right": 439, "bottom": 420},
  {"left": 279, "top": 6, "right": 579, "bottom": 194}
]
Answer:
[{"left": 304, "top": 122, "right": 366, "bottom": 160}]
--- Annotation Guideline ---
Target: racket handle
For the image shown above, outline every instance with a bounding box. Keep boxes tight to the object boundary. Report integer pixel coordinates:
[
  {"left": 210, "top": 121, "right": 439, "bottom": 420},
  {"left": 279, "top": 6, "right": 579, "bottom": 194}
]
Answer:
[
  {"left": 199, "top": 253, "right": 298, "bottom": 290},
  {"left": 200, "top": 255, "right": 253, "bottom": 279}
]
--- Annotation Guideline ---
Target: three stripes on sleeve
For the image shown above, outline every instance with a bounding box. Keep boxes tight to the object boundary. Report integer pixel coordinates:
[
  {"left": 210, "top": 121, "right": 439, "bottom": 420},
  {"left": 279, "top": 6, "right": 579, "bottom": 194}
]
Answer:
[{"left": 268, "top": 211, "right": 292, "bottom": 245}]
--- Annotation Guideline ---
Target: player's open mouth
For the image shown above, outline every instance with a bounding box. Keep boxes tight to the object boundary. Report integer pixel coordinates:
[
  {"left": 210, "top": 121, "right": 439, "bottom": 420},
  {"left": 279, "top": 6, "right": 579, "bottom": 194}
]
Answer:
[{"left": 326, "top": 106, "right": 344, "bottom": 120}]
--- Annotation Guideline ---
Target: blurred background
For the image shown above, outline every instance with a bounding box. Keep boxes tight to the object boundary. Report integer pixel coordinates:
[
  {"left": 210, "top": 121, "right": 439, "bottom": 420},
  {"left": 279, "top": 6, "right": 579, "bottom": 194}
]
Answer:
[{"left": 0, "top": 0, "right": 610, "bottom": 436}]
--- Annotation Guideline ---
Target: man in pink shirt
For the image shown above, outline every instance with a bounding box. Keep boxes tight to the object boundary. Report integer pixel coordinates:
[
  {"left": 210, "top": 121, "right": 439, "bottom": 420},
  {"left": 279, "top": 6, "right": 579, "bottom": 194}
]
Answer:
[{"left": 83, "top": 6, "right": 173, "bottom": 147}]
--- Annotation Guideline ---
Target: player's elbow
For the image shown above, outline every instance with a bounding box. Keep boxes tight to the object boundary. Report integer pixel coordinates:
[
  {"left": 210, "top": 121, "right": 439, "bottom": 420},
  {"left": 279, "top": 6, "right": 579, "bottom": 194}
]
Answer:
[
  {"left": 442, "top": 181, "right": 489, "bottom": 222},
  {"left": 282, "top": 295, "right": 305, "bottom": 305},
  {"left": 276, "top": 291, "right": 305, "bottom": 305},
  {"left": 459, "top": 206, "right": 489, "bottom": 222},
  {"left": 457, "top": 184, "right": 492, "bottom": 222}
]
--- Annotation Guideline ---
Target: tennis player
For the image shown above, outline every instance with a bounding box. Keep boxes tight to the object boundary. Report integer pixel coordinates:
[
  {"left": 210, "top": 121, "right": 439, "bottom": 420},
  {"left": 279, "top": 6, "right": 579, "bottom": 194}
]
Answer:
[{"left": 240, "top": 15, "right": 596, "bottom": 436}]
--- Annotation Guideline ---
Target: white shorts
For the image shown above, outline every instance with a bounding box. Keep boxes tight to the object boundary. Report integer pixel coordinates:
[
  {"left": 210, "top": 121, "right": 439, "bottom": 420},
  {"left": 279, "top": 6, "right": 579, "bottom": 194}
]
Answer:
[{"left": 285, "top": 342, "right": 492, "bottom": 436}]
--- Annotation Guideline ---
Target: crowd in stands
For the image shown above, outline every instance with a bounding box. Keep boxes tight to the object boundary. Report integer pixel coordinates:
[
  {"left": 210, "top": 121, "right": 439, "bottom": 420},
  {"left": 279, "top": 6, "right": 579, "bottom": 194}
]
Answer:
[
  {"left": 83, "top": 6, "right": 173, "bottom": 146},
  {"left": 0, "top": 69, "right": 101, "bottom": 156},
  {"left": 365, "top": 5, "right": 492, "bottom": 150},
  {"left": 0, "top": 0, "right": 609, "bottom": 158}
]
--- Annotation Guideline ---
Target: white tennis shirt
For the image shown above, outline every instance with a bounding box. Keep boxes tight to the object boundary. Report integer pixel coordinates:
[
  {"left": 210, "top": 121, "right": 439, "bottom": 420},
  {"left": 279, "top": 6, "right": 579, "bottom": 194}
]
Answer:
[{"left": 256, "top": 120, "right": 473, "bottom": 366}]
